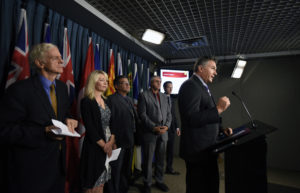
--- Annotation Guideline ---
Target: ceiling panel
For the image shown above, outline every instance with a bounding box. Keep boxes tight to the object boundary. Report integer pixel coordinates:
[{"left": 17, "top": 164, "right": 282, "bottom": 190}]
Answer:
[{"left": 85, "top": 0, "right": 300, "bottom": 61}]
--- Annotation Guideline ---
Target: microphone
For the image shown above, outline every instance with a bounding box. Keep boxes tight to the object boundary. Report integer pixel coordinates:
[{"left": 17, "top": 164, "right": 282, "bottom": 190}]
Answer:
[{"left": 232, "top": 91, "right": 257, "bottom": 129}]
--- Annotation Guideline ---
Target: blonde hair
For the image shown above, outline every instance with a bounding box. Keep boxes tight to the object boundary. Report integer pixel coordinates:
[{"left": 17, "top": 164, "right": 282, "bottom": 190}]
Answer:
[
  {"left": 29, "top": 43, "right": 57, "bottom": 69},
  {"left": 84, "top": 70, "right": 108, "bottom": 100}
]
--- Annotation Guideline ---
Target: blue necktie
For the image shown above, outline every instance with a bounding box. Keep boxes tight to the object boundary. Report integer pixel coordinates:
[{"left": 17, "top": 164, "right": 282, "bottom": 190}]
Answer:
[{"left": 204, "top": 85, "right": 211, "bottom": 96}]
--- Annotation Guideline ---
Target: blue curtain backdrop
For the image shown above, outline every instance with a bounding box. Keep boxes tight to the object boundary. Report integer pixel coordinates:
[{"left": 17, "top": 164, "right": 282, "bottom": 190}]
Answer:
[{"left": 0, "top": 0, "right": 149, "bottom": 96}]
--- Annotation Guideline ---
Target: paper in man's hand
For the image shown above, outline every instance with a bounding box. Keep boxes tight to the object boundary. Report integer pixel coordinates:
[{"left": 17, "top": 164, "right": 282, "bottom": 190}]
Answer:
[{"left": 51, "top": 119, "right": 80, "bottom": 137}]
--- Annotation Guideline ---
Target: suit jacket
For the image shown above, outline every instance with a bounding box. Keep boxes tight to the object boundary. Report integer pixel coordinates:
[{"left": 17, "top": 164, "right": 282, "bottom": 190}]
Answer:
[
  {"left": 0, "top": 75, "right": 70, "bottom": 193},
  {"left": 107, "top": 92, "right": 137, "bottom": 148},
  {"left": 178, "top": 75, "right": 220, "bottom": 162},
  {"left": 80, "top": 97, "right": 115, "bottom": 189},
  {"left": 138, "top": 89, "right": 172, "bottom": 142},
  {"left": 168, "top": 96, "right": 179, "bottom": 133}
]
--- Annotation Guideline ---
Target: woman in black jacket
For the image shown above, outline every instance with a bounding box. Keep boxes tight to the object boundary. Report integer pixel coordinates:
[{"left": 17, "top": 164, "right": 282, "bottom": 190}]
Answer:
[{"left": 80, "top": 70, "right": 115, "bottom": 193}]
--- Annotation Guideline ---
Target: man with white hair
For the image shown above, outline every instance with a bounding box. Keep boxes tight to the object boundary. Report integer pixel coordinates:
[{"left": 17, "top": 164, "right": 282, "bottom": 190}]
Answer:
[{"left": 0, "top": 43, "right": 78, "bottom": 193}]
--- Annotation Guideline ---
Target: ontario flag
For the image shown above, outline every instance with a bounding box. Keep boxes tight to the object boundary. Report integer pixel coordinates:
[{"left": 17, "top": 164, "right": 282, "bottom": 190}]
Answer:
[
  {"left": 106, "top": 49, "right": 115, "bottom": 96},
  {"left": 43, "top": 23, "right": 51, "bottom": 43},
  {"left": 58, "top": 28, "right": 79, "bottom": 193},
  {"left": 5, "top": 8, "right": 30, "bottom": 88},
  {"left": 133, "top": 62, "right": 139, "bottom": 105},
  {"left": 117, "top": 52, "right": 123, "bottom": 75},
  {"left": 77, "top": 37, "right": 95, "bottom": 155}
]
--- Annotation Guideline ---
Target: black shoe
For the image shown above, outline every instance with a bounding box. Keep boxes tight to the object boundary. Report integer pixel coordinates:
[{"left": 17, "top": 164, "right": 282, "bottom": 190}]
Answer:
[
  {"left": 165, "top": 170, "right": 180, "bottom": 175},
  {"left": 143, "top": 185, "right": 151, "bottom": 193},
  {"left": 155, "top": 182, "right": 169, "bottom": 192}
]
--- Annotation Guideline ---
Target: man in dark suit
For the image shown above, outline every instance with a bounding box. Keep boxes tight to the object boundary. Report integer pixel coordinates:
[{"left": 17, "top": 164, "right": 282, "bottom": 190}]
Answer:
[
  {"left": 178, "top": 56, "right": 232, "bottom": 193},
  {"left": 0, "top": 43, "right": 78, "bottom": 193},
  {"left": 107, "top": 75, "right": 138, "bottom": 193},
  {"left": 163, "top": 81, "right": 181, "bottom": 175},
  {"left": 138, "top": 76, "right": 172, "bottom": 193}
]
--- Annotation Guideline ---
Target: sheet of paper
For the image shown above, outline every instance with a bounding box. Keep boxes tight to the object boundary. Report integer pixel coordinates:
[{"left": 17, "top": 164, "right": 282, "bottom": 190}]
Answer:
[
  {"left": 105, "top": 148, "right": 121, "bottom": 170},
  {"left": 51, "top": 119, "right": 80, "bottom": 137}
]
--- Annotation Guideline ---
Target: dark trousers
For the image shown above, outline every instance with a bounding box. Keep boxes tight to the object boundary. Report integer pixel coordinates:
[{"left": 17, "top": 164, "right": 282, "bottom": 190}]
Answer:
[
  {"left": 166, "top": 131, "right": 175, "bottom": 172},
  {"left": 185, "top": 153, "right": 219, "bottom": 193},
  {"left": 109, "top": 147, "right": 133, "bottom": 193},
  {"left": 142, "top": 136, "right": 166, "bottom": 186}
]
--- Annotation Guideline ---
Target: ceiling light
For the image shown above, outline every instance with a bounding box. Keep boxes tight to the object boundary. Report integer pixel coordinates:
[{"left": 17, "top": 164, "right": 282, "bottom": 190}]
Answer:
[
  {"left": 142, "top": 29, "right": 165, "bottom": 44},
  {"left": 237, "top": 59, "right": 247, "bottom": 68},
  {"left": 231, "top": 59, "right": 247, "bottom": 78}
]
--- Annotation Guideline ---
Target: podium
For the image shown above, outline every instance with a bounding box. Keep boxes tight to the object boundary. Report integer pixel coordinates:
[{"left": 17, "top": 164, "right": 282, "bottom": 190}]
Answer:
[{"left": 210, "top": 120, "right": 277, "bottom": 193}]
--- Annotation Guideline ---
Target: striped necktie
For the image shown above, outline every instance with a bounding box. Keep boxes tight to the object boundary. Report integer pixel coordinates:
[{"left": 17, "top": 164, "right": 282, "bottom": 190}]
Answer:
[{"left": 50, "top": 84, "right": 57, "bottom": 117}]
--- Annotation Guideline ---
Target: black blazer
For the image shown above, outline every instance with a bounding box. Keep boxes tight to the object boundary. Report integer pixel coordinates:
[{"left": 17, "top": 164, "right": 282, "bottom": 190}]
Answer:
[
  {"left": 0, "top": 75, "right": 70, "bottom": 193},
  {"left": 178, "top": 75, "right": 220, "bottom": 162},
  {"left": 107, "top": 92, "right": 137, "bottom": 148},
  {"left": 169, "top": 96, "right": 179, "bottom": 133},
  {"left": 80, "top": 97, "right": 114, "bottom": 189}
]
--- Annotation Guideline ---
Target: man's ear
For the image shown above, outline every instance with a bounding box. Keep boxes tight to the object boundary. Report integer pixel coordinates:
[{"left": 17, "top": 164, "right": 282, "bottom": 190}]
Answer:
[
  {"left": 197, "top": 65, "right": 203, "bottom": 73},
  {"left": 114, "top": 84, "right": 119, "bottom": 90},
  {"left": 35, "top": 59, "right": 44, "bottom": 69}
]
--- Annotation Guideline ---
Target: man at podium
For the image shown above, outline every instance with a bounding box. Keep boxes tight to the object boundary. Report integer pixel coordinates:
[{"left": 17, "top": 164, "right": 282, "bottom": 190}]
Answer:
[{"left": 178, "top": 56, "right": 232, "bottom": 193}]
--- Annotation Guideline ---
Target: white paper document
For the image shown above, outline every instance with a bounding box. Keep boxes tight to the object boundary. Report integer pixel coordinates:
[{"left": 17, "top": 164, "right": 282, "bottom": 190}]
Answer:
[
  {"left": 105, "top": 148, "right": 121, "bottom": 170},
  {"left": 51, "top": 119, "right": 80, "bottom": 137}
]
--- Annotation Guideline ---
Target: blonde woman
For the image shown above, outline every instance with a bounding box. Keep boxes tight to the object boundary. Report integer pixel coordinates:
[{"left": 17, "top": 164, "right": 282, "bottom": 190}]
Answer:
[{"left": 80, "top": 70, "right": 115, "bottom": 193}]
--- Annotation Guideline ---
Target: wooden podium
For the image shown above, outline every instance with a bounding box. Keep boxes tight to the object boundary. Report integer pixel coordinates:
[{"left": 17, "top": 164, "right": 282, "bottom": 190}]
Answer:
[{"left": 211, "top": 120, "right": 277, "bottom": 193}]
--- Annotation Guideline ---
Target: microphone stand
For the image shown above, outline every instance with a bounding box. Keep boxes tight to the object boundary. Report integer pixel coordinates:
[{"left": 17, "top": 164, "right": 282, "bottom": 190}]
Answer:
[{"left": 232, "top": 91, "right": 257, "bottom": 129}]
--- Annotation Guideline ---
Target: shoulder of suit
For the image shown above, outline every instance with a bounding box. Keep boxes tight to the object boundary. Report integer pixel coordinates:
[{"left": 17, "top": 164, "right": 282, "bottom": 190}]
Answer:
[
  {"left": 159, "top": 92, "right": 168, "bottom": 98},
  {"left": 107, "top": 92, "right": 120, "bottom": 101},
  {"left": 55, "top": 79, "right": 68, "bottom": 89},
  {"left": 5, "top": 76, "right": 35, "bottom": 94}
]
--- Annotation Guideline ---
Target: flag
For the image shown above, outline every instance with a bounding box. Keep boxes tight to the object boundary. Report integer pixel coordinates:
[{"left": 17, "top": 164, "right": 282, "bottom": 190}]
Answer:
[
  {"left": 133, "top": 62, "right": 139, "bottom": 105},
  {"left": 94, "top": 44, "right": 101, "bottom": 70},
  {"left": 127, "top": 59, "right": 133, "bottom": 97},
  {"left": 132, "top": 62, "right": 141, "bottom": 171},
  {"left": 44, "top": 23, "right": 51, "bottom": 43},
  {"left": 117, "top": 52, "right": 123, "bottom": 75},
  {"left": 58, "top": 27, "right": 79, "bottom": 193},
  {"left": 106, "top": 49, "right": 115, "bottom": 96},
  {"left": 140, "top": 63, "right": 144, "bottom": 93},
  {"left": 59, "top": 28, "right": 75, "bottom": 100},
  {"left": 77, "top": 37, "right": 95, "bottom": 155},
  {"left": 5, "top": 8, "right": 30, "bottom": 88}
]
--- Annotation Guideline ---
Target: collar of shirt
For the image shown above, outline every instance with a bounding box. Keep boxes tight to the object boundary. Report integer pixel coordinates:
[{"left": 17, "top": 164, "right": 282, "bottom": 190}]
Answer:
[
  {"left": 39, "top": 74, "right": 56, "bottom": 102},
  {"left": 194, "top": 73, "right": 208, "bottom": 88}
]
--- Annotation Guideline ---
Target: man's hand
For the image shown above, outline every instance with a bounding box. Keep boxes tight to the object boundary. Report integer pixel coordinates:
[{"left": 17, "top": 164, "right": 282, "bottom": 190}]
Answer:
[
  {"left": 176, "top": 128, "right": 181, "bottom": 136},
  {"left": 159, "top": 126, "right": 168, "bottom": 134},
  {"left": 153, "top": 126, "right": 161, "bottom": 134},
  {"left": 65, "top": 118, "right": 78, "bottom": 133},
  {"left": 223, "top": 127, "right": 233, "bottom": 136},
  {"left": 216, "top": 96, "right": 230, "bottom": 114},
  {"left": 45, "top": 125, "right": 64, "bottom": 140}
]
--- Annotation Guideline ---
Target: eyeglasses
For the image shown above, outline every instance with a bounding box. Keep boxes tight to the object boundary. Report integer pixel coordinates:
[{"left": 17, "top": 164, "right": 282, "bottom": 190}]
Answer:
[
  {"left": 119, "top": 82, "right": 130, "bottom": 85},
  {"left": 49, "top": 56, "right": 63, "bottom": 62}
]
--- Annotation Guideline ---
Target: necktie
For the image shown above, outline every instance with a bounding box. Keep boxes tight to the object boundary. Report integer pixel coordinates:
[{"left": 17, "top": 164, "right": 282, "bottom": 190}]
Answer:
[
  {"left": 204, "top": 85, "right": 211, "bottom": 96},
  {"left": 50, "top": 84, "right": 57, "bottom": 117},
  {"left": 168, "top": 96, "right": 172, "bottom": 107}
]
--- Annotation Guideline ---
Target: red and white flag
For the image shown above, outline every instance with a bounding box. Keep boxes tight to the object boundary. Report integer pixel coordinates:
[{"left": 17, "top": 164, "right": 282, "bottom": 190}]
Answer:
[
  {"left": 6, "top": 8, "right": 30, "bottom": 88},
  {"left": 77, "top": 37, "right": 95, "bottom": 155},
  {"left": 58, "top": 28, "right": 79, "bottom": 193}
]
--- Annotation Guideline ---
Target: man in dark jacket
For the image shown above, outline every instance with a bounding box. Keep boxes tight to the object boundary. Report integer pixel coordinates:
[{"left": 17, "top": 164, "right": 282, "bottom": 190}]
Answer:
[
  {"left": 107, "top": 75, "right": 138, "bottom": 193},
  {"left": 163, "top": 81, "right": 181, "bottom": 175},
  {"left": 178, "top": 56, "right": 232, "bottom": 193},
  {"left": 0, "top": 43, "right": 77, "bottom": 193}
]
